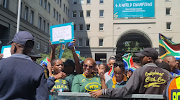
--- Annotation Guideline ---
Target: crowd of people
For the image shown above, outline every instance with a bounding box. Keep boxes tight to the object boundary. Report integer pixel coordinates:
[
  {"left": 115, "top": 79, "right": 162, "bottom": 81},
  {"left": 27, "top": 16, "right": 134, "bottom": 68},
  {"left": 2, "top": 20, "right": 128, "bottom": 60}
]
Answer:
[{"left": 0, "top": 31, "right": 180, "bottom": 100}]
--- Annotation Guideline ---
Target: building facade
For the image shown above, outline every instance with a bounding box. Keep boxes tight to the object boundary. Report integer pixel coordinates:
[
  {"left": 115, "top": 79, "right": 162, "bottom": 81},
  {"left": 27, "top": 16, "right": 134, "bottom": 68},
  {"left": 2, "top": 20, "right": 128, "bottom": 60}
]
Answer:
[
  {"left": 0, "top": 0, "right": 69, "bottom": 54},
  {"left": 69, "top": 0, "right": 180, "bottom": 62},
  {"left": 1, "top": 0, "right": 180, "bottom": 62}
]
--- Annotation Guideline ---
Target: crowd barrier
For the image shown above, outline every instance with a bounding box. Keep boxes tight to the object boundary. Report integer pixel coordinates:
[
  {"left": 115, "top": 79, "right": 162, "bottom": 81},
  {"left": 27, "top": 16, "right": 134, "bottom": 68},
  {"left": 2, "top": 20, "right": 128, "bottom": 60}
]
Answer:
[{"left": 49, "top": 92, "right": 165, "bottom": 100}]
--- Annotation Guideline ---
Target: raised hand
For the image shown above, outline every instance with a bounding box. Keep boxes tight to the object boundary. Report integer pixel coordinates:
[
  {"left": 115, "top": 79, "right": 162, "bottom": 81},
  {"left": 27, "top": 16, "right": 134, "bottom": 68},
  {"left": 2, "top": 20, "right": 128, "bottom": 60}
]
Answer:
[
  {"left": 0, "top": 54, "right": 3, "bottom": 59},
  {"left": 97, "top": 65, "right": 105, "bottom": 80},
  {"left": 49, "top": 40, "right": 58, "bottom": 50},
  {"left": 89, "top": 90, "right": 102, "bottom": 98},
  {"left": 53, "top": 72, "right": 67, "bottom": 80}
]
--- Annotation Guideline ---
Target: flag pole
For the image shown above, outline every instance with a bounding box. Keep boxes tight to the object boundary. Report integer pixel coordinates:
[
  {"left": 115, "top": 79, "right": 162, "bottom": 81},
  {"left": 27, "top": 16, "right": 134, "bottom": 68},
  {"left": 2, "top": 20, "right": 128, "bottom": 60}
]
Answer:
[{"left": 16, "top": 0, "right": 21, "bottom": 33}]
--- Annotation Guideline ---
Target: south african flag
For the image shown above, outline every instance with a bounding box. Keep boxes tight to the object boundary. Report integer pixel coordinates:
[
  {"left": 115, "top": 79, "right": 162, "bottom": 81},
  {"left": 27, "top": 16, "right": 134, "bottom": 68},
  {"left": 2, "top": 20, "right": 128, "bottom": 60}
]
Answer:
[
  {"left": 122, "top": 53, "right": 136, "bottom": 71},
  {"left": 159, "top": 33, "right": 180, "bottom": 60}
]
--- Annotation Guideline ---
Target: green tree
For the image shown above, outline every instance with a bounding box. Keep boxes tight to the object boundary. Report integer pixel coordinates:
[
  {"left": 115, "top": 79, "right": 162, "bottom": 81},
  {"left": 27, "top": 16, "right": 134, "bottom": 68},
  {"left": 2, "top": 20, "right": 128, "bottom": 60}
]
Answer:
[{"left": 36, "top": 44, "right": 85, "bottom": 64}]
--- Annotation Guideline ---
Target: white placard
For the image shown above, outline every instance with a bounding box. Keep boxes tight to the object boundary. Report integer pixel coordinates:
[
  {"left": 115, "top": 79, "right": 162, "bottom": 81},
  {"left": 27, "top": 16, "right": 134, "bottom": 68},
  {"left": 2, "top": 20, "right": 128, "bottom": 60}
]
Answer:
[
  {"left": 1, "top": 45, "right": 11, "bottom": 58},
  {"left": 52, "top": 25, "right": 72, "bottom": 42}
]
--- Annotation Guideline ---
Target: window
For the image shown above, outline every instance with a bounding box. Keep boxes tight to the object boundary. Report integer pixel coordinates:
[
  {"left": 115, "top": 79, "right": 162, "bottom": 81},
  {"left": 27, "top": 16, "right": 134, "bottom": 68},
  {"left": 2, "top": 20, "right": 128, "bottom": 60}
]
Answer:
[
  {"left": 63, "top": 4, "right": 65, "bottom": 12},
  {"left": 44, "top": 0, "right": 47, "bottom": 9},
  {"left": 85, "top": 39, "right": 89, "bottom": 47},
  {"left": 3, "top": 0, "right": 8, "bottom": 8},
  {"left": 74, "top": 24, "right": 76, "bottom": 30},
  {"left": 99, "top": 24, "right": 104, "bottom": 30},
  {"left": 24, "top": 6, "right": 29, "bottom": 21},
  {"left": 47, "top": 3, "right": 50, "bottom": 13},
  {"left": 100, "top": 0, "right": 104, "bottom": 3},
  {"left": 166, "top": 8, "right": 171, "bottom": 15},
  {"left": 79, "top": 24, "right": 83, "bottom": 30},
  {"left": 53, "top": 8, "right": 55, "bottom": 18},
  {"left": 79, "top": 0, "right": 84, "bottom": 4},
  {"left": 73, "top": 0, "right": 77, "bottom": 4},
  {"left": 166, "top": 22, "right": 171, "bottom": 30},
  {"left": 78, "top": 39, "right": 82, "bottom": 47},
  {"left": 86, "top": 10, "right": 91, "bottom": 17},
  {"left": 63, "top": 18, "right": 65, "bottom": 23},
  {"left": 86, "top": 24, "right": 90, "bottom": 30},
  {"left": 79, "top": 11, "right": 83, "bottom": 17},
  {"left": 59, "top": 14, "right": 61, "bottom": 23},
  {"left": 37, "top": 42, "right": 40, "bottom": 50},
  {"left": 87, "top": 0, "right": 91, "bottom": 4},
  {"left": 56, "top": 11, "right": 58, "bottom": 20},
  {"left": 72, "top": 11, "right": 77, "bottom": 18},
  {"left": 30, "top": 10, "right": 34, "bottom": 24},
  {"left": 99, "top": 10, "right": 104, "bottom": 17},
  {"left": 99, "top": 39, "right": 103, "bottom": 46},
  {"left": 47, "top": 23, "right": 49, "bottom": 34},
  {"left": 59, "top": 0, "right": 61, "bottom": 7},
  {"left": 38, "top": 17, "right": 42, "bottom": 29},
  {"left": 68, "top": 9, "right": 69, "bottom": 16},
  {"left": 165, "top": 0, "right": 170, "bottom": 1},
  {"left": 44, "top": 45, "right": 47, "bottom": 52},
  {"left": 66, "top": 7, "right": 67, "bottom": 14},
  {"left": 43, "top": 20, "right": 46, "bottom": 32},
  {"left": 39, "top": 0, "right": 42, "bottom": 5},
  {"left": 57, "top": 0, "right": 59, "bottom": 4}
]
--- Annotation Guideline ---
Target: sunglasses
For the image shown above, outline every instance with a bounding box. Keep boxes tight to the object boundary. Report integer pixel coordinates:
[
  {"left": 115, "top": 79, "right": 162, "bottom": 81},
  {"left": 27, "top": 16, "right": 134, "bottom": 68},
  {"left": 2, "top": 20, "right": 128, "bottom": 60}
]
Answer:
[{"left": 83, "top": 64, "right": 93, "bottom": 68}]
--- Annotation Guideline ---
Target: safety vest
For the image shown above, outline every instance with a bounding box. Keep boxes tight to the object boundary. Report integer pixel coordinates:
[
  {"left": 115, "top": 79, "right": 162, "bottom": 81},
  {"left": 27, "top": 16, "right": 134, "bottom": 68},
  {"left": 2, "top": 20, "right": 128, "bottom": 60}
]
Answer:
[{"left": 165, "top": 76, "right": 180, "bottom": 100}]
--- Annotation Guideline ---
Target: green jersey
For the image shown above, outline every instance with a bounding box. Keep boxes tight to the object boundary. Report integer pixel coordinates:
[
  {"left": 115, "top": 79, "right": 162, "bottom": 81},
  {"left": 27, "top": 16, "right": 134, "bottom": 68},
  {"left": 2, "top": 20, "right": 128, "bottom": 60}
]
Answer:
[
  {"left": 51, "top": 79, "right": 69, "bottom": 92},
  {"left": 71, "top": 74, "right": 101, "bottom": 92},
  {"left": 64, "top": 74, "right": 75, "bottom": 91}
]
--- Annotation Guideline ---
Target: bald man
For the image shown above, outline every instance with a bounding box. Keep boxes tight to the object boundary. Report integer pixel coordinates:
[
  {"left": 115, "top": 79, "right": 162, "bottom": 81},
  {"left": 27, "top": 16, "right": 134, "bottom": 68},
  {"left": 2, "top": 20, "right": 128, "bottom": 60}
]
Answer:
[
  {"left": 163, "top": 55, "right": 180, "bottom": 76},
  {"left": 155, "top": 58, "right": 163, "bottom": 65}
]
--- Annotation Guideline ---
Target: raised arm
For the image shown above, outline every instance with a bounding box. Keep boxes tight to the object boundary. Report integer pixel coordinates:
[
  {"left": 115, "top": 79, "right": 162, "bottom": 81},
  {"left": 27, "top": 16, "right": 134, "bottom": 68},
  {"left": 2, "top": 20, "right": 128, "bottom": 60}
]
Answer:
[
  {"left": 69, "top": 39, "right": 82, "bottom": 74},
  {"left": 98, "top": 66, "right": 107, "bottom": 89},
  {"left": 49, "top": 41, "right": 58, "bottom": 61}
]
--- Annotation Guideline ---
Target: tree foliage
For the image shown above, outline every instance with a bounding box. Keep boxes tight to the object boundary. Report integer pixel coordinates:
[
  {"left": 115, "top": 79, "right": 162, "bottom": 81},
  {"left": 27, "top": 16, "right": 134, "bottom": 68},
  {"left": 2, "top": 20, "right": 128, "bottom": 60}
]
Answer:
[{"left": 36, "top": 44, "right": 85, "bottom": 64}]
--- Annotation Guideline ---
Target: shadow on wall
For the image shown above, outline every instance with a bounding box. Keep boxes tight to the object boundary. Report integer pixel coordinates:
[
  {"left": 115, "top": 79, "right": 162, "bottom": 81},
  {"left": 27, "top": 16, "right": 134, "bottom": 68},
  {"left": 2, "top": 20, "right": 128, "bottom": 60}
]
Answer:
[{"left": 69, "top": 0, "right": 92, "bottom": 58}]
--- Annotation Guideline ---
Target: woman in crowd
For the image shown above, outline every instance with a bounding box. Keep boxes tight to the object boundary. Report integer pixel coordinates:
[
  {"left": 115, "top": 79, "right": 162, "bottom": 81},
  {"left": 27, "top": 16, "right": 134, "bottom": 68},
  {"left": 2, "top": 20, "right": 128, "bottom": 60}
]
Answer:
[
  {"left": 71, "top": 58, "right": 102, "bottom": 92},
  {"left": 98, "top": 63, "right": 109, "bottom": 73},
  {"left": 104, "top": 57, "right": 116, "bottom": 83},
  {"left": 100, "top": 61, "right": 127, "bottom": 89}
]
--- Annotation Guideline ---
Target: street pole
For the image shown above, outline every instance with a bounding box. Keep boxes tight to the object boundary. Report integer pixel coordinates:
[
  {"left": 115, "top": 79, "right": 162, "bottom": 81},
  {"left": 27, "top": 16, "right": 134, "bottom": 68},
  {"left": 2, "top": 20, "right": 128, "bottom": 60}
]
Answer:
[{"left": 16, "top": 0, "right": 21, "bottom": 33}]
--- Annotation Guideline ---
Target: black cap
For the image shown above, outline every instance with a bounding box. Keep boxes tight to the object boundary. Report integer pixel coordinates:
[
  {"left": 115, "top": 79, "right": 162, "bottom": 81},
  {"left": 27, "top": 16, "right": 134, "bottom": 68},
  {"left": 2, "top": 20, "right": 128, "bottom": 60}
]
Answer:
[
  {"left": 29, "top": 50, "right": 42, "bottom": 58},
  {"left": 8, "top": 31, "right": 34, "bottom": 48},
  {"left": 63, "top": 59, "right": 75, "bottom": 67},
  {"left": 135, "top": 48, "right": 158, "bottom": 59}
]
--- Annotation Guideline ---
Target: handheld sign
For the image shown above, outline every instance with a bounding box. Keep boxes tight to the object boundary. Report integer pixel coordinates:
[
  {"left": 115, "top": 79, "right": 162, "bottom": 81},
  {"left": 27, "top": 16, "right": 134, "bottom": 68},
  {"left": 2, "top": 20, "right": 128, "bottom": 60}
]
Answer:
[
  {"left": 50, "top": 22, "right": 74, "bottom": 44},
  {"left": 1, "top": 45, "right": 11, "bottom": 58},
  {"left": 75, "top": 51, "right": 80, "bottom": 58},
  {"left": 59, "top": 43, "right": 67, "bottom": 59}
]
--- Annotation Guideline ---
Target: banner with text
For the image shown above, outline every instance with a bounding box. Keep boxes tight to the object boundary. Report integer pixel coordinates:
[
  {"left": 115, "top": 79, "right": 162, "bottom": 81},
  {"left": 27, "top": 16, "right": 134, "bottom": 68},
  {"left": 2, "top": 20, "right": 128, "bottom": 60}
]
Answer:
[{"left": 114, "top": 0, "right": 155, "bottom": 18}]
